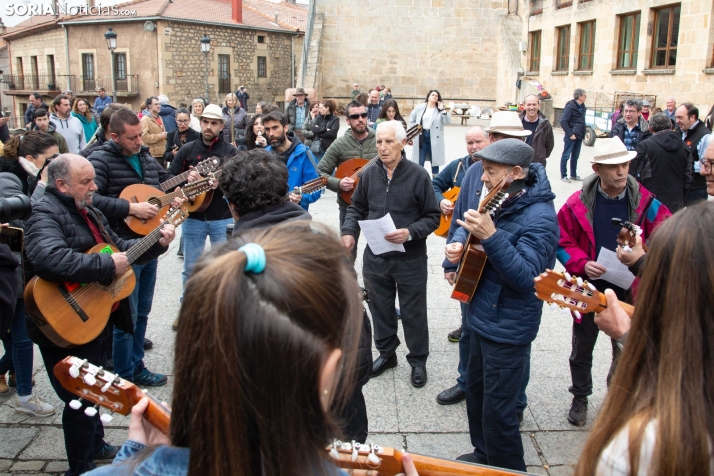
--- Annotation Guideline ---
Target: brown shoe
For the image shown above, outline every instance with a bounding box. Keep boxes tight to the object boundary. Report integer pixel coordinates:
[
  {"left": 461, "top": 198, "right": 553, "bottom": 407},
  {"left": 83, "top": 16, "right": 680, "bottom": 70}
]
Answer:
[
  {"left": 0, "top": 374, "right": 8, "bottom": 394},
  {"left": 8, "top": 373, "right": 35, "bottom": 388}
]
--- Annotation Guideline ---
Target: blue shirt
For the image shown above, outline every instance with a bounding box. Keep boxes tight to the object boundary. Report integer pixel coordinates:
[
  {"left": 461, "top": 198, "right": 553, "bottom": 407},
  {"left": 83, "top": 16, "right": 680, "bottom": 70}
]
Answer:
[
  {"left": 622, "top": 125, "right": 642, "bottom": 151},
  {"left": 94, "top": 95, "right": 112, "bottom": 113},
  {"left": 295, "top": 104, "right": 306, "bottom": 129}
]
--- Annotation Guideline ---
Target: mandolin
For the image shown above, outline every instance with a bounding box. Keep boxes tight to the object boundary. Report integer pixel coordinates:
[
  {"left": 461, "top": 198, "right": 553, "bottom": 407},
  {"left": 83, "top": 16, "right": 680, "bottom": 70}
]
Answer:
[
  {"left": 293, "top": 176, "right": 328, "bottom": 195},
  {"left": 327, "top": 439, "right": 532, "bottom": 475},
  {"left": 24, "top": 207, "right": 187, "bottom": 348},
  {"left": 334, "top": 124, "right": 423, "bottom": 205},
  {"left": 54, "top": 356, "right": 171, "bottom": 435},
  {"left": 534, "top": 269, "right": 635, "bottom": 318},
  {"left": 450, "top": 176, "right": 512, "bottom": 303},
  {"left": 121, "top": 170, "right": 221, "bottom": 235}
]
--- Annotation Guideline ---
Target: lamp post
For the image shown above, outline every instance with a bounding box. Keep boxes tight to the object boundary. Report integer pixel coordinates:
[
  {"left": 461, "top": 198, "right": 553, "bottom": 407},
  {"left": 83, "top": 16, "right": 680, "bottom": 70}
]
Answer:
[
  {"left": 200, "top": 35, "right": 211, "bottom": 103},
  {"left": 104, "top": 28, "right": 118, "bottom": 103}
]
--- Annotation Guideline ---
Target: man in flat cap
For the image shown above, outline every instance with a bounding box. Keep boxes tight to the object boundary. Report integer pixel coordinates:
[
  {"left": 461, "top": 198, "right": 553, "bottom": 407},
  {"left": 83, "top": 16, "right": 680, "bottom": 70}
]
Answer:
[{"left": 443, "top": 139, "right": 559, "bottom": 471}]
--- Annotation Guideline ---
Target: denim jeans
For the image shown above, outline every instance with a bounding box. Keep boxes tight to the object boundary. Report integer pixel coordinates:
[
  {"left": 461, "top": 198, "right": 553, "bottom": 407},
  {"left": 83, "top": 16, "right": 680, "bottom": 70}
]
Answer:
[
  {"left": 182, "top": 217, "right": 233, "bottom": 289},
  {"left": 465, "top": 331, "right": 530, "bottom": 471},
  {"left": 113, "top": 259, "right": 158, "bottom": 380},
  {"left": 418, "top": 130, "right": 440, "bottom": 175},
  {"left": 560, "top": 136, "right": 583, "bottom": 178},
  {"left": 0, "top": 299, "right": 33, "bottom": 396}
]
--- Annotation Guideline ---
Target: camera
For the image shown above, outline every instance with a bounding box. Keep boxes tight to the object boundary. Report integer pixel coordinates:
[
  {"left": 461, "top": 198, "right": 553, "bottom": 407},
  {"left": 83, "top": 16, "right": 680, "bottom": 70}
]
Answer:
[{"left": 0, "top": 195, "right": 31, "bottom": 224}]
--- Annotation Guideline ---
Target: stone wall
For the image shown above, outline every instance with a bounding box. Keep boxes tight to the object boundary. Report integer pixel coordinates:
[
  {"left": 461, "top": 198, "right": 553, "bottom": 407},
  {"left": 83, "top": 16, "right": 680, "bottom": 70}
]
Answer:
[
  {"left": 314, "top": 0, "right": 509, "bottom": 112},
  {"left": 523, "top": 0, "right": 714, "bottom": 114},
  {"left": 159, "top": 21, "right": 302, "bottom": 109}
]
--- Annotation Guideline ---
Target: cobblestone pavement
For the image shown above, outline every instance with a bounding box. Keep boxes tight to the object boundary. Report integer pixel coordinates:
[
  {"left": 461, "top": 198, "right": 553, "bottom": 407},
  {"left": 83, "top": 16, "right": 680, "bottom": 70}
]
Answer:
[{"left": 0, "top": 119, "right": 616, "bottom": 474}]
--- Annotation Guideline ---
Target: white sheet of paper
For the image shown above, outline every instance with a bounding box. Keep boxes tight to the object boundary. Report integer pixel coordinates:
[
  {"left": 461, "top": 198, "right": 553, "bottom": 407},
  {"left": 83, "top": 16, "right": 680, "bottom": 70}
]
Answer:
[
  {"left": 595, "top": 248, "right": 636, "bottom": 290},
  {"left": 358, "top": 213, "right": 406, "bottom": 255}
]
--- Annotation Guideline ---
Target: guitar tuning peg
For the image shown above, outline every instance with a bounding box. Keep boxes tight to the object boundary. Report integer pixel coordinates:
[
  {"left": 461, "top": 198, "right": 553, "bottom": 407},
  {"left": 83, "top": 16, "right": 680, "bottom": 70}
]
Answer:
[
  {"left": 329, "top": 446, "right": 340, "bottom": 459},
  {"left": 351, "top": 446, "right": 358, "bottom": 462},
  {"left": 564, "top": 272, "right": 572, "bottom": 282},
  {"left": 69, "top": 399, "right": 83, "bottom": 410},
  {"left": 100, "top": 413, "right": 113, "bottom": 424},
  {"left": 573, "top": 310, "right": 582, "bottom": 319},
  {"left": 69, "top": 366, "right": 80, "bottom": 378},
  {"left": 586, "top": 282, "right": 596, "bottom": 291},
  {"left": 562, "top": 308, "right": 572, "bottom": 316},
  {"left": 549, "top": 303, "right": 559, "bottom": 311},
  {"left": 576, "top": 277, "right": 584, "bottom": 287},
  {"left": 101, "top": 379, "right": 113, "bottom": 393},
  {"left": 84, "top": 405, "right": 98, "bottom": 417},
  {"left": 83, "top": 373, "right": 97, "bottom": 386}
]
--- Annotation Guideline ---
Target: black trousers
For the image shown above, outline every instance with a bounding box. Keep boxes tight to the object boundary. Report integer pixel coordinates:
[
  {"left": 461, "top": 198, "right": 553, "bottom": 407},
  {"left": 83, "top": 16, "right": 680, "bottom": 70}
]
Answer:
[
  {"left": 362, "top": 251, "right": 429, "bottom": 367},
  {"left": 39, "top": 338, "right": 108, "bottom": 476},
  {"left": 339, "top": 206, "right": 359, "bottom": 264},
  {"left": 340, "top": 383, "right": 368, "bottom": 443},
  {"left": 568, "top": 311, "right": 621, "bottom": 397}
]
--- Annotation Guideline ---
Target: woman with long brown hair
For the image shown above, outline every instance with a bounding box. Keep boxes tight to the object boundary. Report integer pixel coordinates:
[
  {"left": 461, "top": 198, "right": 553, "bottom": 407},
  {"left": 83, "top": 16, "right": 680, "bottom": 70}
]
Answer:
[
  {"left": 575, "top": 201, "right": 714, "bottom": 475},
  {"left": 86, "top": 222, "right": 372, "bottom": 476},
  {"left": 71, "top": 98, "right": 98, "bottom": 143}
]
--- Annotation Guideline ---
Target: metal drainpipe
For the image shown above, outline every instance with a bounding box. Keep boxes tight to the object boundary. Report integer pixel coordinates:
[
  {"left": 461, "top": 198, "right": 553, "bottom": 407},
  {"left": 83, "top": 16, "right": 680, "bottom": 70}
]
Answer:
[
  {"left": 291, "top": 35, "right": 295, "bottom": 88},
  {"left": 62, "top": 24, "right": 70, "bottom": 76}
]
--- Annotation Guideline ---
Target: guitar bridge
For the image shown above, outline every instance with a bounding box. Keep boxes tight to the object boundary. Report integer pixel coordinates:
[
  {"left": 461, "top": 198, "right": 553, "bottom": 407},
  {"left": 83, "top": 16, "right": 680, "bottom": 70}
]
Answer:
[{"left": 57, "top": 285, "right": 90, "bottom": 322}]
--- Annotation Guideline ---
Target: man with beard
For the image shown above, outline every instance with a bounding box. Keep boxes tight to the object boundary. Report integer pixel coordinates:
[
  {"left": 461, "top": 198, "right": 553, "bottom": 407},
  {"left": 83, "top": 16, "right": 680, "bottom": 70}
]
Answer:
[
  {"left": 263, "top": 110, "right": 322, "bottom": 211},
  {"left": 87, "top": 108, "right": 177, "bottom": 387},
  {"left": 24, "top": 154, "right": 175, "bottom": 475},
  {"left": 317, "top": 101, "right": 377, "bottom": 262},
  {"left": 168, "top": 104, "right": 237, "bottom": 329}
]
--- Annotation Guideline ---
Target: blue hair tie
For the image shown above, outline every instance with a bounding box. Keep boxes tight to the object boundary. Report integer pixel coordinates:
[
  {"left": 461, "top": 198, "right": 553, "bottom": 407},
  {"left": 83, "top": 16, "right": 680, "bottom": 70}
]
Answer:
[{"left": 238, "top": 243, "right": 266, "bottom": 274}]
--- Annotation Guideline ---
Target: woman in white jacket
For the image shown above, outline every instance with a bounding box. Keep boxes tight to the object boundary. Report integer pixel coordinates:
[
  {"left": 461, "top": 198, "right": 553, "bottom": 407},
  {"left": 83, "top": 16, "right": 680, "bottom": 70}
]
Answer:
[{"left": 409, "top": 90, "right": 452, "bottom": 176}]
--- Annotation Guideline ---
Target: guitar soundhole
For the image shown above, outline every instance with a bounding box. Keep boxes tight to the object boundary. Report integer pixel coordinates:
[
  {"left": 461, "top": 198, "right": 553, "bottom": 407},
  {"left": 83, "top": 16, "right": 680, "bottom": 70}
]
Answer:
[{"left": 148, "top": 198, "right": 162, "bottom": 208}]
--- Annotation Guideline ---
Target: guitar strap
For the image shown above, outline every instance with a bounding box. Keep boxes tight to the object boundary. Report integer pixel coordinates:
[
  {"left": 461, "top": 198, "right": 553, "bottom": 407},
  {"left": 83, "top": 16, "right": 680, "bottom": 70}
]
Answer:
[
  {"left": 86, "top": 207, "right": 119, "bottom": 249},
  {"left": 453, "top": 160, "right": 463, "bottom": 185},
  {"left": 305, "top": 148, "right": 320, "bottom": 171}
]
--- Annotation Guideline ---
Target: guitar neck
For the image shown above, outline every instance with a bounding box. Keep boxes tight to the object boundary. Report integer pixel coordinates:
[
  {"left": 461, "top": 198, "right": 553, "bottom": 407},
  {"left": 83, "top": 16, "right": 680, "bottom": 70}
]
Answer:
[
  {"left": 160, "top": 171, "right": 190, "bottom": 192},
  {"left": 352, "top": 155, "right": 379, "bottom": 180},
  {"left": 125, "top": 223, "right": 168, "bottom": 264}
]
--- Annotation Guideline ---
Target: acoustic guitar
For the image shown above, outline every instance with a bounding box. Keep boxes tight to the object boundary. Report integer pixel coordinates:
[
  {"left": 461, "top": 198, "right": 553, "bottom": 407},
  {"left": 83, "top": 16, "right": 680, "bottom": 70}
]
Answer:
[
  {"left": 327, "top": 439, "right": 532, "bottom": 475},
  {"left": 534, "top": 269, "right": 635, "bottom": 319},
  {"left": 435, "top": 161, "right": 467, "bottom": 237},
  {"left": 160, "top": 156, "right": 221, "bottom": 192},
  {"left": 450, "top": 176, "right": 512, "bottom": 304},
  {"left": 24, "top": 207, "right": 187, "bottom": 348},
  {"left": 121, "top": 170, "right": 221, "bottom": 235},
  {"left": 54, "top": 360, "right": 530, "bottom": 476},
  {"left": 334, "top": 124, "right": 423, "bottom": 205},
  {"left": 54, "top": 356, "right": 171, "bottom": 435},
  {"left": 293, "top": 176, "right": 328, "bottom": 196}
]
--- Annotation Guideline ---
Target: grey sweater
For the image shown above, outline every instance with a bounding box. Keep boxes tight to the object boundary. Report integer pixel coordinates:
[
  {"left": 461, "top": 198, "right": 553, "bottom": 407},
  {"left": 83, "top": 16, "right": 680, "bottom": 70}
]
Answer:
[
  {"left": 341, "top": 157, "right": 440, "bottom": 260},
  {"left": 50, "top": 113, "right": 86, "bottom": 154}
]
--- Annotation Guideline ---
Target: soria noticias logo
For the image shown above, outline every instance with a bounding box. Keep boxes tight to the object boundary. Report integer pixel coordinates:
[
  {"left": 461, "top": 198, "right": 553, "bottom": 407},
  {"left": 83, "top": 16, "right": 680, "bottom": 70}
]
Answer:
[{"left": 5, "top": 2, "right": 137, "bottom": 17}]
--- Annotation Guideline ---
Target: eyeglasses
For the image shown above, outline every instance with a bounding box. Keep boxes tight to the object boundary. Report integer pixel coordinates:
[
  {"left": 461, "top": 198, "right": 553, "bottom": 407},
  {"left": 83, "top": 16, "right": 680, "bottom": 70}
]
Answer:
[
  {"left": 348, "top": 113, "right": 368, "bottom": 120},
  {"left": 176, "top": 119, "right": 190, "bottom": 123},
  {"left": 701, "top": 160, "right": 714, "bottom": 172}
]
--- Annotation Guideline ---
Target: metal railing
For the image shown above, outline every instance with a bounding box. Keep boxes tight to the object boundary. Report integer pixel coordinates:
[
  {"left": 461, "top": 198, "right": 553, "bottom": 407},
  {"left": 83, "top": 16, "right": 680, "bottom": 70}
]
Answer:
[
  {"left": 77, "top": 74, "right": 139, "bottom": 96},
  {"left": 1, "top": 74, "right": 62, "bottom": 92}
]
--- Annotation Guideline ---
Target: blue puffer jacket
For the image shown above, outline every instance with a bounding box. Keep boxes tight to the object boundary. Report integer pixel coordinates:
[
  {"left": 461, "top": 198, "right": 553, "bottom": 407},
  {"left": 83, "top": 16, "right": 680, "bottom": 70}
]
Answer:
[
  {"left": 560, "top": 99, "right": 587, "bottom": 139},
  {"left": 443, "top": 162, "right": 559, "bottom": 345}
]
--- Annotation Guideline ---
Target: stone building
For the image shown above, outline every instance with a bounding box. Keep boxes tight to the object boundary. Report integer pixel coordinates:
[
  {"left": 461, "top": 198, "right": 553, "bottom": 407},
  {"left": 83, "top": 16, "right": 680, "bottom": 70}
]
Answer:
[
  {"left": 1, "top": 0, "right": 305, "bottom": 123},
  {"left": 521, "top": 0, "right": 714, "bottom": 116},
  {"left": 299, "top": 0, "right": 524, "bottom": 113}
]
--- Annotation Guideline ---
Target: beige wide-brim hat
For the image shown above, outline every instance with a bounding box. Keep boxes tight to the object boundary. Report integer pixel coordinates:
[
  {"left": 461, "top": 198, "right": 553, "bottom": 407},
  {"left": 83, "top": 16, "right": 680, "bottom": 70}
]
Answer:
[
  {"left": 589, "top": 137, "right": 637, "bottom": 164},
  {"left": 199, "top": 104, "right": 224, "bottom": 122},
  {"left": 485, "top": 111, "right": 532, "bottom": 137}
]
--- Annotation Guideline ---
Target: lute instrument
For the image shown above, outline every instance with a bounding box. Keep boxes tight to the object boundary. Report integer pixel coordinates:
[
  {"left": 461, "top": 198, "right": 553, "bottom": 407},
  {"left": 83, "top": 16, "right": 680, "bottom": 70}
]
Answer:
[
  {"left": 534, "top": 269, "right": 635, "bottom": 318},
  {"left": 327, "top": 439, "right": 533, "bottom": 475},
  {"left": 24, "top": 206, "right": 187, "bottom": 348},
  {"left": 334, "top": 124, "right": 423, "bottom": 205},
  {"left": 293, "top": 176, "right": 328, "bottom": 195},
  {"left": 121, "top": 170, "right": 221, "bottom": 235},
  {"left": 54, "top": 356, "right": 171, "bottom": 435},
  {"left": 450, "top": 176, "right": 512, "bottom": 303}
]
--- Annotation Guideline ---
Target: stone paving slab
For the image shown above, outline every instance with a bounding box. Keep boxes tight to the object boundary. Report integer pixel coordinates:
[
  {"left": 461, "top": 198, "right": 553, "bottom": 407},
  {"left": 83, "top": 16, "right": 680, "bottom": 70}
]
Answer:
[{"left": 0, "top": 121, "right": 618, "bottom": 474}]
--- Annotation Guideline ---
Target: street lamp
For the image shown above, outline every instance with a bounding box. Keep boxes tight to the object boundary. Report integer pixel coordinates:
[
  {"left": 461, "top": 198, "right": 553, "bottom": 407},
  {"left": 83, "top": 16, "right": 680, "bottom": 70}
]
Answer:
[
  {"left": 200, "top": 35, "right": 211, "bottom": 103},
  {"left": 104, "top": 28, "right": 118, "bottom": 103}
]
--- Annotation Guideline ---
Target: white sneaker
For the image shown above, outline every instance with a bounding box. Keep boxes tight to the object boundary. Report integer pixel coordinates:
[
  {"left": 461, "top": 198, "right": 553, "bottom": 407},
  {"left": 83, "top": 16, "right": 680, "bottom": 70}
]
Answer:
[{"left": 15, "top": 395, "right": 56, "bottom": 417}]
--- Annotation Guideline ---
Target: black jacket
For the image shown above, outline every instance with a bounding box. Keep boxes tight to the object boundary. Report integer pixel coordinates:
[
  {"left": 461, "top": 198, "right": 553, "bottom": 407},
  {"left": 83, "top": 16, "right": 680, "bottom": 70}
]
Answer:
[
  {"left": 560, "top": 99, "right": 587, "bottom": 139},
  {"left": 311, "top": 114, "right": 340, "bottom": 151},
  {"left": 23, "top": 187, "right": 167, "bottom": 347},
  {"left": 168, "top": 138, "right": 237, "bottom": 221},
  {"left": 0, "top": 111, "right": 9, "bottom": 142},
  {"left": 162, "top": 128, "right": 201, "bottom": 166},
  {"left": 342, "top": 158, "right": 440, "bottom": 260},
  {"left": 519, "top": 111, "right": 554, "bottom": 165},
  {"left": 630, "top": 130, "right": 692, "bottom": 213},
  {"left": 79, "top": 127, "right": 108, "bottom": 158},
  {"left": 232, "top": 201, "right": 310, "bottom": 235},
  {"left": 683, "top": 121, "right": 711, "bottom": 190},
  {"left": 88, "top": 140, "right": 174, "bottom": 240}
]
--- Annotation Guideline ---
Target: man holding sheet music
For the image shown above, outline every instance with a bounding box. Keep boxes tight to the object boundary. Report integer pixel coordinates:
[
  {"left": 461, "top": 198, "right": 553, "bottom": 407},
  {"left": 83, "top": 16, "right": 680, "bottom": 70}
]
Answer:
[
  {"left": 556, "top": 137, "right": 671, "bottom": 427},
  {"left": 341, "top": 120, "right": 439, "bottom": 388}
]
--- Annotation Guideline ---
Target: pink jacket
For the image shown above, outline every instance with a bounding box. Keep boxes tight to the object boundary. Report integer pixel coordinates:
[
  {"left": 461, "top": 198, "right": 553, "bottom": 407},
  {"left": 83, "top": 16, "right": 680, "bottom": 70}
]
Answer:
[{"left": 557, "top": 174, "right": 671, "bottom": 277}]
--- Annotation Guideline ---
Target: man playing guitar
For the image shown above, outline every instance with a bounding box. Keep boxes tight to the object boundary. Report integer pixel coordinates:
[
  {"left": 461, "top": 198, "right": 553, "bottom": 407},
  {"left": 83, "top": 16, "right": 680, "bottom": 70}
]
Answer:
[
  {"left": 24, "top": 154, "right": 176, "bottom": 475},
  {"left": 443, "top": 139, "right": 558, "bottom": 471}
]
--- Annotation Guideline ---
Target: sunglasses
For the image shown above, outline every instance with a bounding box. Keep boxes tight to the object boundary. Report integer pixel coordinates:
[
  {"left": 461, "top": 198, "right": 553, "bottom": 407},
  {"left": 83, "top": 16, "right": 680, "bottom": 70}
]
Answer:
[{"left": 348, "top": 113, "right": 368, "bottom": 120}]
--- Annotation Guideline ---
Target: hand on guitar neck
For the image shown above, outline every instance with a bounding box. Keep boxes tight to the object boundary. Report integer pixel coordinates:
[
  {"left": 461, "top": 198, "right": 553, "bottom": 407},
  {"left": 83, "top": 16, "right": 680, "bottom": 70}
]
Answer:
[
  {"left": 188, "top": 167, "right": 218, "bottom": 190},
  {"left": 456, "top": 208, "right": 497, "bottom": 241},
  {"left": 129, "top": 397, "right": 171, "bottom": 447},
  {"left": 128, "top": 188, "right": 186, "bottom": 219},
  {"left": 594, "top": 289, "right": 631, "bottom": 340}
]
